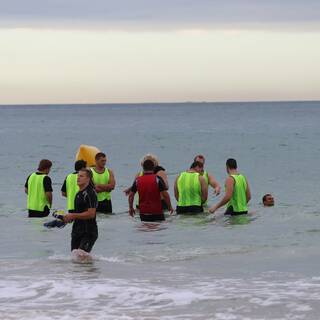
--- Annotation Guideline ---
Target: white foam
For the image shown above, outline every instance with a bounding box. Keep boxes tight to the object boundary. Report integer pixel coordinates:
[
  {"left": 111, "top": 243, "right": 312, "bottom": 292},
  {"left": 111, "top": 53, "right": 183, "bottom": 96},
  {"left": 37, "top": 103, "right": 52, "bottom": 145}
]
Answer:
[{"left": 1, "top": 275, "right": 320, "bottom": 319}]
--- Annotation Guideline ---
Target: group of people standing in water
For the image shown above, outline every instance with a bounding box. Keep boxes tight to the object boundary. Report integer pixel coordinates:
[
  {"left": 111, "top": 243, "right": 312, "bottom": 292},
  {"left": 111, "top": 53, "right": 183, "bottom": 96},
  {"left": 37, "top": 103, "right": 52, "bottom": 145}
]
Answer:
[{"left": 25, "top": 152, "right": 273, "bottom": 254}]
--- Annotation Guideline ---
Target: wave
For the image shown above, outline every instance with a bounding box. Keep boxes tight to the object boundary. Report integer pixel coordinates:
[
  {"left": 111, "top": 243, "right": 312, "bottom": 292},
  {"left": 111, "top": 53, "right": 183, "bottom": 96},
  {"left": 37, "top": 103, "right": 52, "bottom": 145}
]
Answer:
[{"left": 0, "top": 273, "right": 320, "bottom": 319}]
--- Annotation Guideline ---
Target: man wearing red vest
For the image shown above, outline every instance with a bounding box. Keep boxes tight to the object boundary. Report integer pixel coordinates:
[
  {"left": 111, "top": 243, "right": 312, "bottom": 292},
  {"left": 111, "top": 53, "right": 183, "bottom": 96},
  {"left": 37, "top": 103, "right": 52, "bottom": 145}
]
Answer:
[{"left": 128, "top": 159, "right": 173, "bottom": 221}]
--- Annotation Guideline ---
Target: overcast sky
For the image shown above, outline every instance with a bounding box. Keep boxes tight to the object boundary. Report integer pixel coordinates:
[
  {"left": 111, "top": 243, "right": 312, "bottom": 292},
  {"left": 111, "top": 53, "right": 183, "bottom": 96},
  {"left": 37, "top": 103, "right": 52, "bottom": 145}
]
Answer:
[
  {"left": 1, "top": 1, "right": 320, "bottom": 29},
  {"left": 0, "top": 1, "right": 319, "bottom": 104}
]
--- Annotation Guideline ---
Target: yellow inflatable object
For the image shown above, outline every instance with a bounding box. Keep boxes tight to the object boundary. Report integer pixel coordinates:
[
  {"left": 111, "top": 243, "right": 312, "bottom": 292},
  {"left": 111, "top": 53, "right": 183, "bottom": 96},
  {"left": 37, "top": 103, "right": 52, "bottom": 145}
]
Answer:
[{"left": 75, "top": 144, "right": 100, "bottom": 167}]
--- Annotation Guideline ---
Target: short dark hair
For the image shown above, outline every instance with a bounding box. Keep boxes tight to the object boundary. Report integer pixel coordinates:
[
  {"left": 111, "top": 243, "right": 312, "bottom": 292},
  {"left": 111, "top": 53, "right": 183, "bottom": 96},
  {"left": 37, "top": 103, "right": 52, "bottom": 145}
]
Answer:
[
  {"left": 262, "top": 194, "right": 272, "bottom": 203},
  {"left": 38, "top": 159, "right": 52, "bottom": 171},
  {"left": 143, "top": 159, "right": 155, "bottom": 171},
  {"left": 226, "top": 158, "right": 237, "bottom": 169},
  {"left": 95, "top": 152, "right": 106, "bottom": 161},
  {"left": 193, "top": 154, "right": 205, "bottom": 162},
  {"left": 79, "top": 168, "right": 94, "bottom": 188},
  {"left": 75, "top": 160, "right": 87, "bottom": 171},
  {"left": 190, "top": 161, "right": 204, "bottom": 169}
]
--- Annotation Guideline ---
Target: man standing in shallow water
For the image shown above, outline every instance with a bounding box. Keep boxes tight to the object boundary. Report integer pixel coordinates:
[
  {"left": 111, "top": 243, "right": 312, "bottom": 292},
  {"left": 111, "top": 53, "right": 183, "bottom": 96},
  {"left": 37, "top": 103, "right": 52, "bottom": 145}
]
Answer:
[
  {"left": 174, "top": 161, "right": 208, "bottom": 214},
  {"left": 63, "top": 168, "right": 98, "bottom": 253},
  {"left": 91, "top": 152, "right": 115, "bottom": 213},
  {"left": 209, "top": 158, "right": 251, "bottom": 215},
  {"left": 128, "top": 159, "right": 173, "bottom": 222},
  {"left": 25, "top": 159, "right": 53, "bottom": 218}
]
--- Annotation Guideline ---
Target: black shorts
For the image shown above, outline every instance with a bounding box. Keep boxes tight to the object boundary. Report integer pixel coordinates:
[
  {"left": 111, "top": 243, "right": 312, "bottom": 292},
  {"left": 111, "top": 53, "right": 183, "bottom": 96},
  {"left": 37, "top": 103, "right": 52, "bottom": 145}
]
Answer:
[
  {"left": 97, "top": 199, "right": 112, "bottom": 214},
  {"left": 224, "top": 206, "right": 248, "bottom": 216},
  {"left": 28, "top": 206, "right": 50, "bottom": 218},
  {"left": 176, "top": 205, "right": 203, "bottom": 214},
  {"left": 140, "top": 213, "right": 165, "bottom": 222},
  {"left": 71, "top": 232, "right": 98, "bottom": 253}
]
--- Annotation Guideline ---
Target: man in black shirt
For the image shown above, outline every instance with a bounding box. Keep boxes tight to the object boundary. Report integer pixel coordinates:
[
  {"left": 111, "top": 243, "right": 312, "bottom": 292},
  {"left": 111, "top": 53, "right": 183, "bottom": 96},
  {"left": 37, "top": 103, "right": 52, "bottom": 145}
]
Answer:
[{"left": 63, "top": 168, "right": 98, "bottom": 253}]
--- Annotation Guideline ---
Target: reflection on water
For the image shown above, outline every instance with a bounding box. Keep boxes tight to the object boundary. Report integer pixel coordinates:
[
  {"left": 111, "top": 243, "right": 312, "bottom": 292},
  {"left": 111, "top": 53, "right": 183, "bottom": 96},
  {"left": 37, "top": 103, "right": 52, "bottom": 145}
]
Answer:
[
  {"left": 135, "top": 220, "right": 168, "bottom": 232},
  {"left": 223, "top": 213, "right": 257, "bottom": 226}
]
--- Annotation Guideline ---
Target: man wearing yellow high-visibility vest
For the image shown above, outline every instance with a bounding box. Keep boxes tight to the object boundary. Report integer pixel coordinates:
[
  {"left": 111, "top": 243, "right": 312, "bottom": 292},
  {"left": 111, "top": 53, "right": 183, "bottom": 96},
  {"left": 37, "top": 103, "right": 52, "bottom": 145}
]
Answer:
[
  {"left": 209, "top": 158, "right": 251, "bottom": 216},
  {"left": 25, "top": 159, "right": 53, "bottom": 218},
  {"left": 174, "top": 161, "right": 208, "bottom": 214},
  {"left": 193, "top": 154, "right": 221, "bottom": 198},
  {"left": 61, "top": 160, "right": 87, "bottom": 213},
  {"left": 91, "top": 152, "right": 115, "bottom": 213}
]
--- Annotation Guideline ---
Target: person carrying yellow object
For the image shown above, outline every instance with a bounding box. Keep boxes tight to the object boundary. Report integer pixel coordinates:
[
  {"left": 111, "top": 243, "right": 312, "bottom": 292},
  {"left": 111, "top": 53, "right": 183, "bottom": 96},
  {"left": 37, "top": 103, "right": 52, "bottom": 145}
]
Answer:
[
  {"left": 25, "top": 159, "right": 53, "bottom": 218},
  {"left": 91, "top": 152, "right": 115, "bottom": 213},
  {"left": 61, "top": 160, "right": 87, "bottom": 213}
]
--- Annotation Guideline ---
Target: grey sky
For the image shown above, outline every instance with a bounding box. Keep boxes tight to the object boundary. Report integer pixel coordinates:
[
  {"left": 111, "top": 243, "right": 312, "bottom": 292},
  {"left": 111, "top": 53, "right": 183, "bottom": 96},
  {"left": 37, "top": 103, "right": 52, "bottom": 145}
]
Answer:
[{"left": 1, "top": 0, "right": 320, "bottom": 30}]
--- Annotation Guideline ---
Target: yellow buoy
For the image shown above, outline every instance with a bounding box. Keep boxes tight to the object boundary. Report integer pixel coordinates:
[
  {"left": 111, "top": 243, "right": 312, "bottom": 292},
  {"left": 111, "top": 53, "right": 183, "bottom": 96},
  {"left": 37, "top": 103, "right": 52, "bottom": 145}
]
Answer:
[{"left": 75, "top": 144, "right": 100, "bottom": 167}]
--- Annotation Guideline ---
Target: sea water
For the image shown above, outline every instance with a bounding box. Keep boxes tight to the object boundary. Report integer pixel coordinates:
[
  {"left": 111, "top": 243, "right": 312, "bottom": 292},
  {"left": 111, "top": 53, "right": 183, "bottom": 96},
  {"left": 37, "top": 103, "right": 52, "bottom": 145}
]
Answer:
[{"left": 0, "top": 101, "right": 320, "bottom": 319}]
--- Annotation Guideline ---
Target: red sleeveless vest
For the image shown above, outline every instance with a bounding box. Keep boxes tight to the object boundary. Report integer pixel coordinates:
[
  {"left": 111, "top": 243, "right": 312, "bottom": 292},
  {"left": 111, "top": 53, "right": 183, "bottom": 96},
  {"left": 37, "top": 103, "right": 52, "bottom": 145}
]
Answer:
[{"left": 136, "top": 174, "right": 163, "bottom": 214}]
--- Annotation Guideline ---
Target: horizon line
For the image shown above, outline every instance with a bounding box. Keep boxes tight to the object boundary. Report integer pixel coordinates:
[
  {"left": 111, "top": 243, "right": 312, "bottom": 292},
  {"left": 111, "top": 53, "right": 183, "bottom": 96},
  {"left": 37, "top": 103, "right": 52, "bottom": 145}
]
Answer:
[{"left": 0, "top": 99, "right": 319, "bottom": 107}]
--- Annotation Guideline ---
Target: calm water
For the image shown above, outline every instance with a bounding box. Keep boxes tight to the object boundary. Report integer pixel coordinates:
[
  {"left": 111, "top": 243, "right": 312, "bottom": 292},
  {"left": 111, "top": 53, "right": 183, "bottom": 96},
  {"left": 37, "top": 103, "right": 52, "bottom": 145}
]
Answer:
[{"left": 1, "top": 102, "right": 320, "bottom": 319}]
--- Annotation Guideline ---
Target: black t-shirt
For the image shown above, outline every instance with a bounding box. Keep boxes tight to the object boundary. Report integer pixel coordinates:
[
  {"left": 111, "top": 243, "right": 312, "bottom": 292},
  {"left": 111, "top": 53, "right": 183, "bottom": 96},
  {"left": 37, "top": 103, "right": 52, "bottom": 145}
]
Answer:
[
  {"left": 25, "top": 172, "right": 53, "bottom": 192},
  {"left": 72, "top": 185, "right": 98, "bottom": 234},
  {"left": 131, "top": 173, "right": 167, "bottom": 193},
  {"left": 154, "top": 165, "right": 165, "bottom": 174}
]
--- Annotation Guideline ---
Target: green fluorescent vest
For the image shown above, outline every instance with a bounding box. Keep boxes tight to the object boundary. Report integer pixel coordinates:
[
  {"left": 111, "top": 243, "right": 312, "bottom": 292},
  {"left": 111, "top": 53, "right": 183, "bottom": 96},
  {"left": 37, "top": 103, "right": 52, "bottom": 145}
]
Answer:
[
  {"left": 91, "top": 168, "right": 111, "bottom": 201},
  {"left": 201, "top": 170, "right": 209, "bottom": 206},
  {"left": 177, "top": 171, "right": 202, "bottom": 206},
  {"left": 66, "top": 173, "right": 79, "bottom": 211},
  {"left": 27, "top": 173, "right": 50, "bottom": 211},
  {"left": 227, "top": 174, "right": 248, "bottom": 212}
]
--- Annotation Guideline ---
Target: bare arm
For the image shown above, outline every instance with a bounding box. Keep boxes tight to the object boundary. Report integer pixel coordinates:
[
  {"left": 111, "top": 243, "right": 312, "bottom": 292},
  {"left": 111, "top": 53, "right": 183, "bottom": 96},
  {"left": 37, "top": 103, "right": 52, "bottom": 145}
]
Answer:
[
  {"left": 96, "top": 169, "right": 116, "bottom": 192},
  {"left": 208, "top": 173, "right": 221, "bottom": 195},
  {"left": 246, "top": 179, "right": 251, "bottom": 203},
  {"left": 209, "top": 176, "right": 234, "bottom": 214},
  {"left": 124, "top": 172, "right": 140, "bottom": 195},
  {"left": 63, "top": 208, "right": 96, "bottom": 223},
  {"left": 174, "top": 176, "right": 179, "bottom": 202},
  {"left": 199, "top": 176, "right": 208, "bottom": 203},
  {"left": 46, "top": 192, "right": 52, "bottom": 207},
  {"left": 157, "top": 170, "right": 169, "bottom": 189},
  {"left": 128, "top": 191, "right": 135, "bottom": 216},
  {"left": 160, "top": 190, "right": 174, "bottom": 214}
]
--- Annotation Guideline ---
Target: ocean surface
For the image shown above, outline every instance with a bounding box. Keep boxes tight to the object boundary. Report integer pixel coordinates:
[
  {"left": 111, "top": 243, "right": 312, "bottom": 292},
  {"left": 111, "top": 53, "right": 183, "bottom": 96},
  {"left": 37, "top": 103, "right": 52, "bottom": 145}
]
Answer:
[{"left": 0, "top": 101, "right": 320, "bottom": 319}]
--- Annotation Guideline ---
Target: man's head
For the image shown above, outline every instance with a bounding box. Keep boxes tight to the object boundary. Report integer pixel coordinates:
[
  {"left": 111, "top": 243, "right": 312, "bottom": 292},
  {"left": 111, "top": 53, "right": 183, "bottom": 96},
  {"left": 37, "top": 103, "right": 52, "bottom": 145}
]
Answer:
[
  {"left": 95, "top": 152, "right": 107, "bottom": 168},
  {"left": 37, "top": 159, "right": 52, "bottom": 173},
  {"left": 142, "top": 159, "right": 155, "bottom": 172},
  {"left": 77, "top": 168, "right": 93, "bottom": 188},
  {"left": 263, "top": 194, "right": 274, "bottom": 207},
  {"left": 190, "top": 160, "right": 204, "bottom": 173},
  {"left": 74, "top": 160, "right": 87, "bottom": 172},
  {"left": 226, "top": 158, "right": 237, "bottom": 172},
  {"left": 194, "top": 154, "right": 205, "bottom": 165}
]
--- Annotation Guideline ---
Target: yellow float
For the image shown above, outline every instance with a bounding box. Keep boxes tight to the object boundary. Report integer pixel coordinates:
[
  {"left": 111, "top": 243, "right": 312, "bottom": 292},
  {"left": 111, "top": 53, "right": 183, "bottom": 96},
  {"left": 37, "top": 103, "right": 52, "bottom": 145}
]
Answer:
[{"left": 75, "top": 144, "right": 100, "bottom": 167}]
